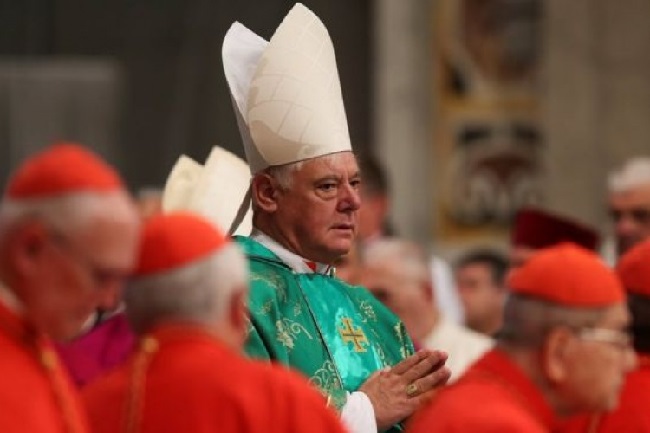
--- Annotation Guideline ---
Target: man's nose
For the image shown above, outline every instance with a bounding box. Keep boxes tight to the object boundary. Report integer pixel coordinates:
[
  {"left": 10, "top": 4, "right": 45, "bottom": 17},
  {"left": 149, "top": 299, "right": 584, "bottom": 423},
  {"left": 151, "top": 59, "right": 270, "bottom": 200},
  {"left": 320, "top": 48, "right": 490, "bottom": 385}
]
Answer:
[
  {"left": 340, "top": 184, "right": 362, "bottom": 211},
  {"left": 615, "top": 214, "right": 639, "bottom": 236}
]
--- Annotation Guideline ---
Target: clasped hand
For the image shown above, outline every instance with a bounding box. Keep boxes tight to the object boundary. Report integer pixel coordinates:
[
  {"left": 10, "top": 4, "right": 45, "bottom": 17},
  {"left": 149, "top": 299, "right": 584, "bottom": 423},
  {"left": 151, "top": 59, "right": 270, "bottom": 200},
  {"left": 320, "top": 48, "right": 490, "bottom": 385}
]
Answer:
[{"left": 358, "top": 350, "right": 450, "bottom": 431}]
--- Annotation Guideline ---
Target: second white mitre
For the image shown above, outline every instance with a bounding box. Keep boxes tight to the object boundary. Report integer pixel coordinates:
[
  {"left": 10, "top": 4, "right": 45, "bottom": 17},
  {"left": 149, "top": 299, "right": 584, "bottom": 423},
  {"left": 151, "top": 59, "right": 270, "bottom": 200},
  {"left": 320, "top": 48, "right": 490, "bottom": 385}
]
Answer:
[
  {"left": 162, "top": 146, "right": 253, "bottom": 236},
  {"left": 222, "top": 3, "right": 353, "bottom": 174}
]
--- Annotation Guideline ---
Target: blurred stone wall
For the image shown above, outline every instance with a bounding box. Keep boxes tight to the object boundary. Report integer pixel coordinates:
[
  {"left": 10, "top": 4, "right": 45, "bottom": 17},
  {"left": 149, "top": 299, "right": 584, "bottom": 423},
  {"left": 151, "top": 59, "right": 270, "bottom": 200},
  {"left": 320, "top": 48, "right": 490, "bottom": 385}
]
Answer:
[
  {"left": 0, "top": 0, "right": 373, "bottom": 190},
  {"left": 376, "top": 0, "right": 650, "bottom": 252}
]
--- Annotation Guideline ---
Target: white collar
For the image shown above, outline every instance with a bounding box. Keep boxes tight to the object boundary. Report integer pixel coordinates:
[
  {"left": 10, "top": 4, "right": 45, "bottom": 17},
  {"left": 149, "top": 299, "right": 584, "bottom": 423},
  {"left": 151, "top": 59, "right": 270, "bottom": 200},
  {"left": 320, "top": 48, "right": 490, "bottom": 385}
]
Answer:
[{"left": 251, "top": 230, "right": 333, "bottom": 275}]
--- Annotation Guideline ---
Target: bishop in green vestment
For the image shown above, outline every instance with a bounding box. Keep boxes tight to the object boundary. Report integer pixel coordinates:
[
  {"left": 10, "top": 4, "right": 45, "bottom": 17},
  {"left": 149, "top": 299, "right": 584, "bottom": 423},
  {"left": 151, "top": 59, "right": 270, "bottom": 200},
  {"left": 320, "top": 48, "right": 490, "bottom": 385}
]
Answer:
[
  {"left": 238, "top": 235, "right": 414, "bottom": 412},
  {"left": 221, "top": 4, "right": 450, "bottom": 432}
]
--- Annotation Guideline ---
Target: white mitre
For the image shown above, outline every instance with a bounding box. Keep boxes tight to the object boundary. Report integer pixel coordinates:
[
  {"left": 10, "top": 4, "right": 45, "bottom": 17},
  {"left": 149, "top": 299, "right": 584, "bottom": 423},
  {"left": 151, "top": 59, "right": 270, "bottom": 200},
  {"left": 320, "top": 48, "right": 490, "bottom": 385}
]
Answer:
[
  {"left": 222, "top": 3, "right": 353, "bottom": 174},
  {"left": 161, "top": 155, "right": 202, "bottom": 211},
  {"left": 162, "top": 147, "right": 253, "bottom": 236}
]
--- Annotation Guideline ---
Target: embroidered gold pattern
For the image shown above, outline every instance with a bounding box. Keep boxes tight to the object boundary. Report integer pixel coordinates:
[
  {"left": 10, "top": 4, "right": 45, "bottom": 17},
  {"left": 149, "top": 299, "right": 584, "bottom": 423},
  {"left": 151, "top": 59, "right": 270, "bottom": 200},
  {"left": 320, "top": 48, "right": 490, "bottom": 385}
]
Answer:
[
  {"left": 338, "top": 317, "right": 369, "bottom": 352},
  {"left": 276, "top": 318, "right": 313, "bottom": 349}
]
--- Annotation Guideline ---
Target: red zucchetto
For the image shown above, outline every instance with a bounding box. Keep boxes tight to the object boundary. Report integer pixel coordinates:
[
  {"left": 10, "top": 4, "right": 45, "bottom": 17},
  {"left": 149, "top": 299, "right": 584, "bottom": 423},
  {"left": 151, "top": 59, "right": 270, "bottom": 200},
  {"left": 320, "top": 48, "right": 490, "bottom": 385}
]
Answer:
[
  {"left": 508, "top": 243, "right": 624, "bottom": 307},
  {"left": 616, "top": 239, "right": 650, "bottom": 298},
  {"left": 5, "top": 142, "right": 124, "bottom": 199},
  {"left": 134, "top": 212, "right": 229, "bottom": 278}
]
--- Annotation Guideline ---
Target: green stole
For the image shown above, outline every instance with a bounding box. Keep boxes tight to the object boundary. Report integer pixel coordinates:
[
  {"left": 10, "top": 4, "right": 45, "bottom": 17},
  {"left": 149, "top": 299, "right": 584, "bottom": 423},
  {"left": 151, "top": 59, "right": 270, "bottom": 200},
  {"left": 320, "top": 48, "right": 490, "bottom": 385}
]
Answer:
[{"left": 236, "top": 236, "right": 414, "bottom": 432}]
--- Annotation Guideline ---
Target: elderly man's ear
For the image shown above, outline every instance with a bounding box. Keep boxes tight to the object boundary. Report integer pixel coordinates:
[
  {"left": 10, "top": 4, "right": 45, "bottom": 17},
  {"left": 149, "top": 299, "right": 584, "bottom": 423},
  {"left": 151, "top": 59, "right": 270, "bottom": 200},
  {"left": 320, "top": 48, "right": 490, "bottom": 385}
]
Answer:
[
  {"left": 3, "top": 222, "right": 49, "bottom": 274},
  {"left": 542, "top": 327, "right": 575, "bottom": 383},
  {"left": 251, "top": 174, "right": 280, "bottom": 213}
]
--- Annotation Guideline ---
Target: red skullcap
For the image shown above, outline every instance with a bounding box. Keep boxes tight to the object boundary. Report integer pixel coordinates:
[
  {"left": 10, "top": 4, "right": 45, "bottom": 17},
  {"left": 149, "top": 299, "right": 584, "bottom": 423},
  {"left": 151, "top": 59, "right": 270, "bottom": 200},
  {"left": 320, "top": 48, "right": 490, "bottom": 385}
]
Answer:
[
  {"left": 5, "top": 142, "right": 123, "bottom": 199},
  {"left": 511, "top": 208, "right": 600, "bottom": 251},
  {"left": 617, "top": 239, "right": 650, "bottom": 298},
  {"left": 134, "top": 212, "right": 229, "bottom": 277},
  {"left": 508, "top": 243, "right": 624, "bottom": 307}
]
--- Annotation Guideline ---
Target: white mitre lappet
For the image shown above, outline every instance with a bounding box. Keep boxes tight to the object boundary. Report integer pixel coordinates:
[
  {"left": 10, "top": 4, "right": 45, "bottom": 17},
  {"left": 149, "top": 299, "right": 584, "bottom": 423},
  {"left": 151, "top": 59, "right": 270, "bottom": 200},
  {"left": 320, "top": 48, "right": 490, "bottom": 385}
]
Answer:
[
  {"left": 162, "top": 146, "right": 253, "bottom": 236},
  {"left": 222, "top": 3, "right": 353, "bottom": 173}
]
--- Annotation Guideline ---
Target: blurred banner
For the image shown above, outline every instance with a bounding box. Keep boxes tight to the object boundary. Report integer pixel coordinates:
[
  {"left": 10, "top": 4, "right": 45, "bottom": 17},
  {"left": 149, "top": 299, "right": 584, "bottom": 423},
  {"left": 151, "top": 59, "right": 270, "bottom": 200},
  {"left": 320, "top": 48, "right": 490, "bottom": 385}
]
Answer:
[{"left": 434, "top": 0, "right": 544, "bottom": 245}]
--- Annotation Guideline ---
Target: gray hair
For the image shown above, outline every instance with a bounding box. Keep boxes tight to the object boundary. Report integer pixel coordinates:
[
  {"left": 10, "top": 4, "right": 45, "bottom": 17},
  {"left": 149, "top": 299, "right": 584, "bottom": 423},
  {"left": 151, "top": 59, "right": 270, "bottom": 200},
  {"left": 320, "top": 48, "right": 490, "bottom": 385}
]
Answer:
[
  {"left": 499, "top": 294, "right": 606, "bottom": 347},
  {"left": 125, "top": 243, "right": 248, "bottom": 334},
  {"left": 363, "top": 238, "right": 430, "bottom": 284},
  {"left": 608, "top": 157, "right": 650, "bottom": 193},
  {"left": 0, "top": 191, "right": 138, "bottom": 241},
  {"left": 262, "top": 152, "right": 354, "bottom": 190}
]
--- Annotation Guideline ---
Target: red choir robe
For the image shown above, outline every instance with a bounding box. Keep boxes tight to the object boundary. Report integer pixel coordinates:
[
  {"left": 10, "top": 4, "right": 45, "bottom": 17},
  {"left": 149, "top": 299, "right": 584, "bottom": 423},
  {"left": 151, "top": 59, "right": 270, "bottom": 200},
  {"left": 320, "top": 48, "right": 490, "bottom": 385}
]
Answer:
[
  {"left": 407, "top": 348, "right": 557, "bottom": 433},
  {"left": 561, "top": 353, "right": 650, "bottom": 433},
  {"left": 0, "top": 301, "right": 90, "bottom": 433},
  {"left": 83, "top": 323, "right": 347, "bottom": 433}
]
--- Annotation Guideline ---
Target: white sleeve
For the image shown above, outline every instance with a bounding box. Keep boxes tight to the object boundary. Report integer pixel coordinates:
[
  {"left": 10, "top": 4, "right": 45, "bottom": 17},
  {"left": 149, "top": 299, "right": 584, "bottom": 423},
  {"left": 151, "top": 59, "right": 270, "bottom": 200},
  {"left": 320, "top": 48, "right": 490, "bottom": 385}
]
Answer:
[{"left": 340, "top": 391, "right": 377, "bottom": 433}]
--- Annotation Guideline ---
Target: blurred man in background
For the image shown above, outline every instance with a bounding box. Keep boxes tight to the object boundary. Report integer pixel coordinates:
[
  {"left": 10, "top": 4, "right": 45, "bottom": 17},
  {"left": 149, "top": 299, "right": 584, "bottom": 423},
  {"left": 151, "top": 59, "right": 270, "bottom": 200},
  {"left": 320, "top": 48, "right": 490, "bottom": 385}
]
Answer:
[
  {"left": 408, "top": 244, "right": 636, "bottom": 433},
  {"left": 83, "top": 213, "right": 347, "bottom": 433},
  {"left": 0, "top": 143, "right": 140, "bottom": 432},
  {"left": 454, "top": 249, "right": 508, "bottom": 337},
  {"left": 607, "top": 157, "right": 650, "bottom": 258},
  {"left": 356, "top": 154, "right": 392, "bottom": 242},
  {"left": 360, "top": 238, "right": 493, "bottom": 382}
]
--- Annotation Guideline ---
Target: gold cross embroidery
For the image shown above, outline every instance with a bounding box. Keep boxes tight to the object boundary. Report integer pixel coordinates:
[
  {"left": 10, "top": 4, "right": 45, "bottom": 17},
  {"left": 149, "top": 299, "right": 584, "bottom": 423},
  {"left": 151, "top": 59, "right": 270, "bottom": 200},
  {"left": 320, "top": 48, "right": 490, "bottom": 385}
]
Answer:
[{"left": 338, "top": 317, "right": 368, "bottom": 352}]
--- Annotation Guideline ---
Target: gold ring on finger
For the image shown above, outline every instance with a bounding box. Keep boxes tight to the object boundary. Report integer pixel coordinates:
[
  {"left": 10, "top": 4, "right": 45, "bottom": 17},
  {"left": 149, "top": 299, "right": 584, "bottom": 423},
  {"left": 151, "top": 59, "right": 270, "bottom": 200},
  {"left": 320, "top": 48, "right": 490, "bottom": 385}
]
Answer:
[{"left": 405, "top": 383, "right": 419, "bottom": 398}]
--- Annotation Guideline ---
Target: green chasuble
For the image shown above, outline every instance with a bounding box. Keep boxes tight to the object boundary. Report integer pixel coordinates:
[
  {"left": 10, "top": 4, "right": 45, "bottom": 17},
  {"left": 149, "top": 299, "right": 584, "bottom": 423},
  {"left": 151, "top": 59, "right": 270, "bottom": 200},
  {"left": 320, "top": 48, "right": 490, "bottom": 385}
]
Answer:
[{"left": 236, "top": 236, "right": 414, "bottom": 431}]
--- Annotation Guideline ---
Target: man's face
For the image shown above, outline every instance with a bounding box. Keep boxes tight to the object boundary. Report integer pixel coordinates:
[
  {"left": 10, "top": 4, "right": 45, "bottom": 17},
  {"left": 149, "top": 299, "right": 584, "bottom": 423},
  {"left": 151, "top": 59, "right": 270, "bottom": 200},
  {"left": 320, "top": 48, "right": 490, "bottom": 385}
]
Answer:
[
  {"left": 273, "top": 152, "right": 361, "bottom": 264},
  {"left": 23, "top": 195, "right": 140, "bottom": 340},
  {"left": 357, "top": 264, "right": 431, "bottom": 341},
  {"left": 455, "top": 262, "right": 505, "bottom": 334},
  {"left": 608, "top": 184, "right": 650, "bottom": 256},
  {"left": 561, "top": 303, "right": 636, "bottom": 412}
]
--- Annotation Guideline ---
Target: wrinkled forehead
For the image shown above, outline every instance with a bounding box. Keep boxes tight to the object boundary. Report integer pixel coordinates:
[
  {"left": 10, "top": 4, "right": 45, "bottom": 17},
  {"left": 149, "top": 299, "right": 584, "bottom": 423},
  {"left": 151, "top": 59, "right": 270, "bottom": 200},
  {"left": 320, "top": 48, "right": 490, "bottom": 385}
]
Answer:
[
  {"left": 298, "top": 152, "right": 358, "bottom": 177},
  {"left": 608, "top": 184, "right": 650, "bottom": 206}
]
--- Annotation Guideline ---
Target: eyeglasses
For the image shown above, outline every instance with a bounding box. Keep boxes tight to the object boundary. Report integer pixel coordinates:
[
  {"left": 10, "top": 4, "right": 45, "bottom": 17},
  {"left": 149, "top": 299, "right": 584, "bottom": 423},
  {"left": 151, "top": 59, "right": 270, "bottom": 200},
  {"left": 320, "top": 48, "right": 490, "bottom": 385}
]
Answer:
[
  {"left": 609, "top": 208, "right": 650, "bottom": 225},
  {"left": 575, "top": 327, "right": 633, "bottom": 351},
  {"left": 48, "top": 230, "right": 128, "bottom": 289}
]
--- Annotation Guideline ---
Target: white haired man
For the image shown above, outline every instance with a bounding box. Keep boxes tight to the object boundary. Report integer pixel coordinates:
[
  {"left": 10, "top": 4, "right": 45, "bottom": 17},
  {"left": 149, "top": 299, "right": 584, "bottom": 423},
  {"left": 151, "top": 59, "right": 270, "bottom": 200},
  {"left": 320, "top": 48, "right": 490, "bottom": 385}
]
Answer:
[
  {"left": 222, "top": 4, "right": 450, "bottom": 433},
  {"left": 608, "top": 157, "right": 650, "bottom": 257},
  {"left": 0, "top": 143, "right": 141, "bottom": 432},
  {"left": 83, "top": 213, "right": 347, "bottom": 433}
]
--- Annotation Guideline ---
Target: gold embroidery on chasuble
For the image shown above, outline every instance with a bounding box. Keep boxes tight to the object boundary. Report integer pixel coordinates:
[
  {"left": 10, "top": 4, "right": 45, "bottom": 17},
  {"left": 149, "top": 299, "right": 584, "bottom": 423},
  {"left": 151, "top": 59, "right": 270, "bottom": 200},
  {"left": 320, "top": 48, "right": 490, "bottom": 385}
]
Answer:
[
  {"left": 276, "top": 318, "right": 313, "bottom": 349},
  {"left": 394, "top": 323, "right": 409, "bottom": 359},
  {"left": 257, "top": 300, "right": 273, "bottom": 316},
  {"left": 310, "top": 359, "right": 343, "bottom": 390},
  {"left": 359, "top": 300, "right": 377, "bottom": 322},
  {"left": 338, "top": 317, "right": 369, "bottom": 353},
  {"left": 251, "top": 273, "right": 288, "bottom": 302},
  {"left": 310, "top": 360, "right": 346, "bottom": 411}
]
